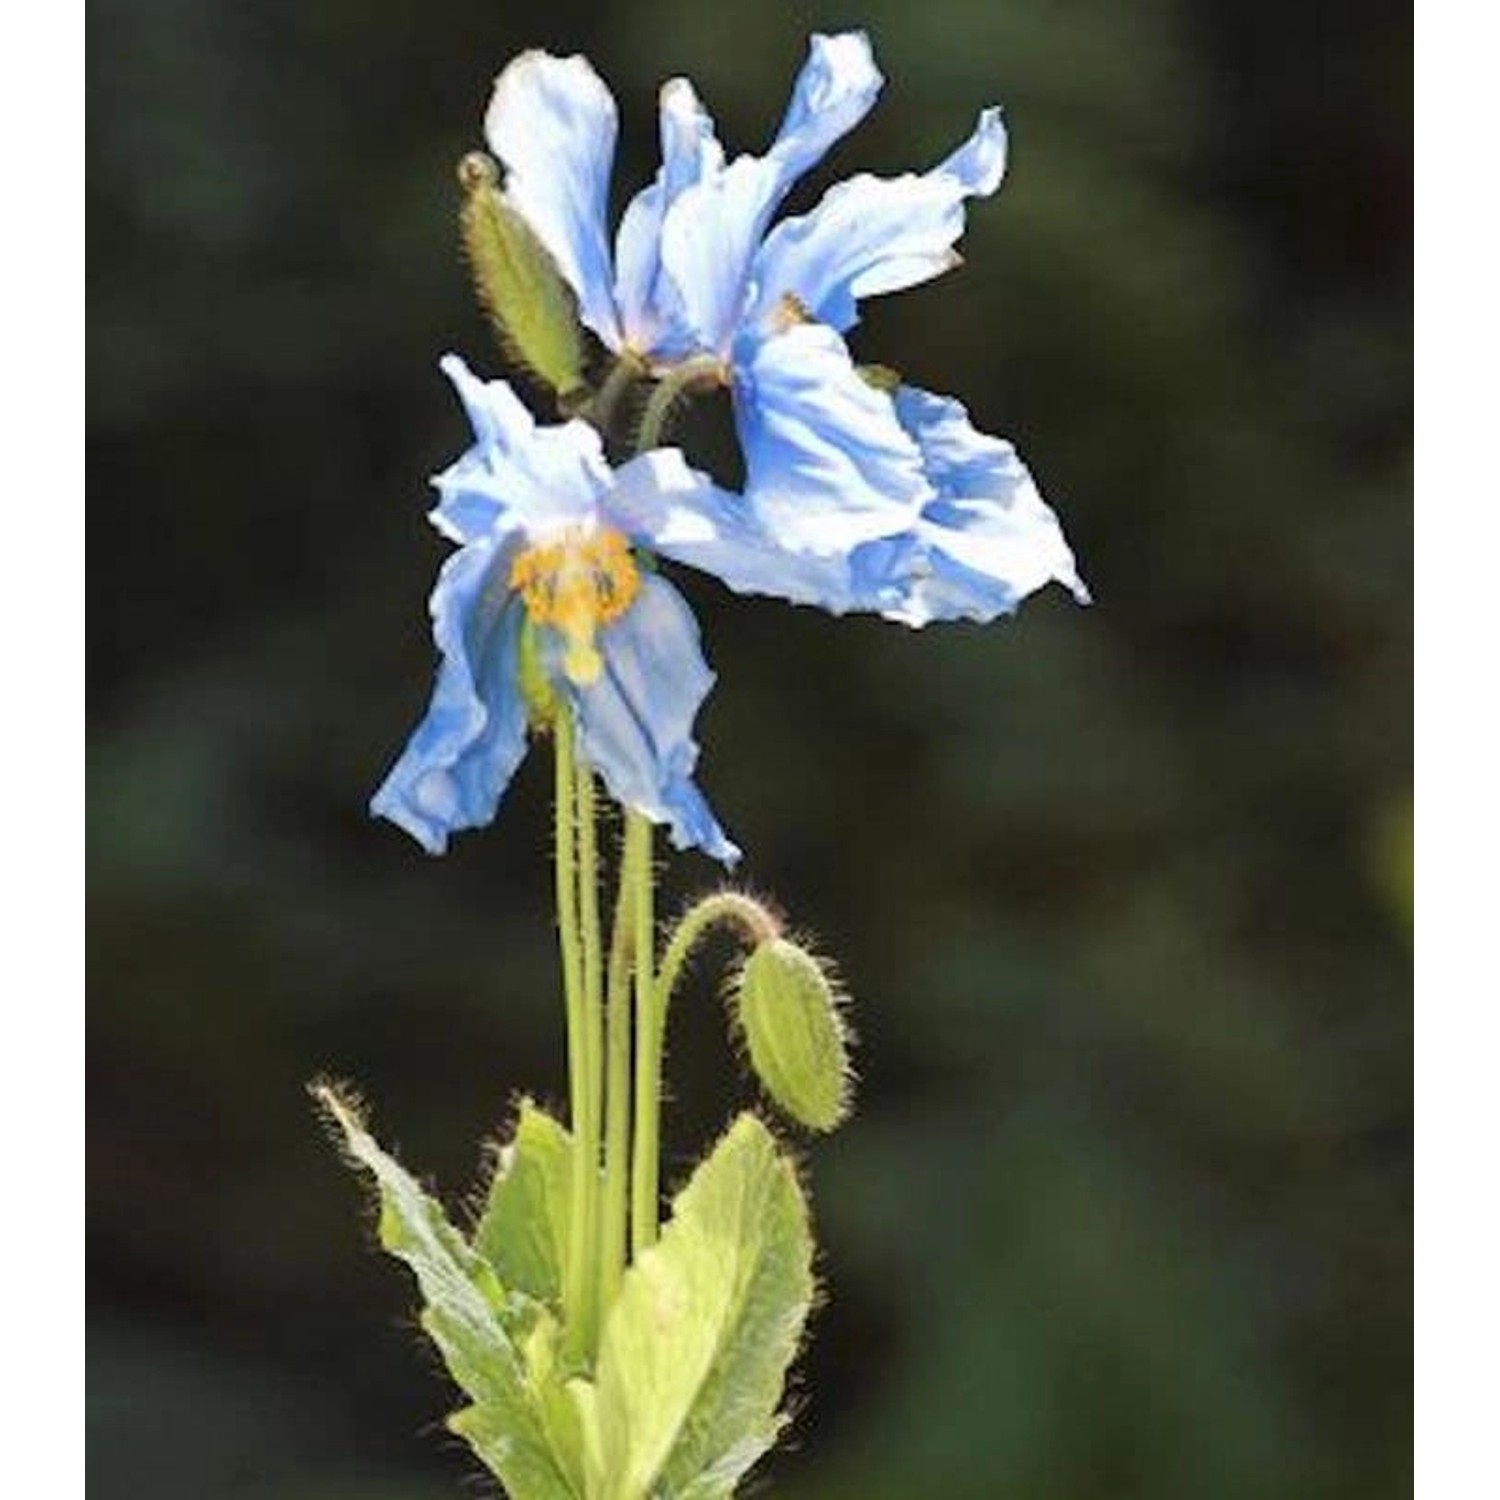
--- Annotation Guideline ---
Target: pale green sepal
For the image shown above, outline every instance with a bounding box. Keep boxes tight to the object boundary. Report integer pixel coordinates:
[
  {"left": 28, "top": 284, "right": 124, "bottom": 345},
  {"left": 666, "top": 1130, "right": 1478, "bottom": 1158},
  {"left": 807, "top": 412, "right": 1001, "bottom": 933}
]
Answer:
[
  {"left": 475, "top": 1098, "right": 575, "bottom": 1309},
  {"left": 587, "top": 1112, "right": 815, "bottom": 1500},
  {"left": 734, "top": 939, "right": 854, "bottom": 1133},
  {"left": 458, "top": 152, "right": 589, "bottom": 406},
  {"left": 317, "top": 1086, "right": 579, "bottom": 1500}
]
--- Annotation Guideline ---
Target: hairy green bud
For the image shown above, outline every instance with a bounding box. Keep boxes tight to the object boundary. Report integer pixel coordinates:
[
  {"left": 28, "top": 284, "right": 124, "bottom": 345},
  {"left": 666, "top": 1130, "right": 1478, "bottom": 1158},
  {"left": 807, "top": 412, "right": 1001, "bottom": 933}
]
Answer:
[
  {"left": 457, "top": 151, "right": 588, "bottom": 407},
  {"left": 733, "top": 939, "right": 853, "bottom": 1133}
]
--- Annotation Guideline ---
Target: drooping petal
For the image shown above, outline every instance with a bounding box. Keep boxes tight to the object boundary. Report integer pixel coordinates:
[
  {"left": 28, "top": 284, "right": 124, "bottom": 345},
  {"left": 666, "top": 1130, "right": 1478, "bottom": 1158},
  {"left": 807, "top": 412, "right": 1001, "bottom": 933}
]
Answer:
[
  {"left": 430, "top": 354, "right": 612, "bottom": 544},
  {"left": 614, "top": 79, "right": 724, "bottom": 355},
  {"left": 371, "top": 539, "right": 531, "bottom": 853},
  {"left": 657, "top": 31, "right": 883, "bottom": 352},
  {"left": 484, "top": 51, "right": 622, "bottom": 349},
  {"left": 747, "top": 108, "right": 1008, "bottom": 334},
  {"left": 606, "top": 448, "right": 863, "bottom": 611},
  {"left": 569, "top": 575, "right": 739, "bottom": 863},
  {"left": 851, "top": 385, "right": 1089, "bottom": 626},
  {"left": 733, "top": 322, "right": 930, "bottom": 553}
]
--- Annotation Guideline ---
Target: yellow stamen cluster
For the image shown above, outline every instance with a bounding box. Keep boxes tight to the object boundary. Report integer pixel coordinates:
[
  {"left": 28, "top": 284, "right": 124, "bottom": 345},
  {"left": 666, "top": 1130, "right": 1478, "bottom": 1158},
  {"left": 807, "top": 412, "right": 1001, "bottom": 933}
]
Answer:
[{"left": 509, "top": 527, "right": 641, "bottom": 685}]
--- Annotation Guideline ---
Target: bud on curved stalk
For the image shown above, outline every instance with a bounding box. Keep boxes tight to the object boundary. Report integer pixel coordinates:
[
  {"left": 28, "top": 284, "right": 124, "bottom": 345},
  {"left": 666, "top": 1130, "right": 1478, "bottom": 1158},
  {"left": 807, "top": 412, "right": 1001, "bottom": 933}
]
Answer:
[
  {"left": 733, "top": 938, "right": 854, "bottom": 1133},
  {"left": 456, "top": 152, "right": 589, "bottom": 409}
]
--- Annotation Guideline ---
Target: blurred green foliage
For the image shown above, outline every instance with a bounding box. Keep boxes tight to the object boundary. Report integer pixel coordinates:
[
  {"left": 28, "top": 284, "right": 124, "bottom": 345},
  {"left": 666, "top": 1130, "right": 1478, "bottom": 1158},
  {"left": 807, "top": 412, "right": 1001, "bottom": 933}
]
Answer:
[{"left": 89, "top": 0, "right": 1409, "bottom": 1496}]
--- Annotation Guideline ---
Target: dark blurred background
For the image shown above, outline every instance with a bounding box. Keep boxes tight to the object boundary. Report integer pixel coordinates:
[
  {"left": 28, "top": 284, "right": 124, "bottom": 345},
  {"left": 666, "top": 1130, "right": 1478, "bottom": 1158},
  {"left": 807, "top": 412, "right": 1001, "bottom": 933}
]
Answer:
[{"left": 88, "top": 0, "right": 1411, "bottom": 1496}]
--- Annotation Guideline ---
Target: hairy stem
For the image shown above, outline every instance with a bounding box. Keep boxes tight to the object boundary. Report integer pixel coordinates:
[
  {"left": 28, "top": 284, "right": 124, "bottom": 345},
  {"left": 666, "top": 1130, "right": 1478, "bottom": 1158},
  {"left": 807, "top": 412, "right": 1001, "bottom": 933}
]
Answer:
[
  {"left": 552, "top": 715, "right": 594, "bottom": 1356},
  {"left": 635, "top": 354, "right": 728, "bottom": 450},
  {"left": 599, "top": 816, "right": 644, "bottom": 1309},
  {"left": 628, "top": 812, "right": 663, "bottom": 1256},
  {"left": 587, "top": 349, "right": 648, "bottom": 437},
  {"left": 656, "top": 892, "right": 781, "bottom": 1021},
  {"left": 573, "top": 751, "right": 605, "bottom": 1355}
]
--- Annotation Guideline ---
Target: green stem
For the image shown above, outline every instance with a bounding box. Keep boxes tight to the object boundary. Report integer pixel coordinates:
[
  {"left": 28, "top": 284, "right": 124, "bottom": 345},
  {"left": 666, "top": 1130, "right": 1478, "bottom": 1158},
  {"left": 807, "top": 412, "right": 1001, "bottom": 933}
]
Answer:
[
  {"left": 574, "top": 750, "right": 606, "bottom": 1355},
  {"left": 586, "top": 349, "right": 648, "bottom": 437},
  {"left": 599, "top": 817, "right": 643, "bottom": 1310},
  {"left": 629, "top": 812, "right": 664, "bottom": 1256},
  {"left": 628, "top": 889, "right": 780, "bottom": 1254},
  {"left": 552, "top": 714, "right": 593, "bottom": 1356},
  {"left": 654, "top": 893, "right": 780, "bottom": 1022},
  {"left": 636, "top": 354, "right": 728, "bottom": 450}
]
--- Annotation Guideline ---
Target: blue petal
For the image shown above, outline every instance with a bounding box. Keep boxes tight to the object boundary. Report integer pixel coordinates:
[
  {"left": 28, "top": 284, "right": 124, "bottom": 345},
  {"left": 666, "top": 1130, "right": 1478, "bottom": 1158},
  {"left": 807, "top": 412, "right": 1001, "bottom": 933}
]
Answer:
[
  {"left": 733, "top": 322, "right": 930, "bottom": 553},
  {"left": 614, "top": 79, "right": 724, "bottom": 356},
  {"left": 430, "top": 355, "right": 611, "bottom": 544},
  {"left": 485, "top": 51, "right": 622, "bottom": 350},
  {"left": 747, "top": 108, "right": 1008, "bottom": 334},
  {"left": 657, "top": 31, "right": 882, "bottom": 352},
  {"left": 937, "top": 104, "right": 1009, "bottom": 194},
  {"left": 371, "top": 539, "right": 531, "bottom": 853},
  {"left": 768, "top": 31, "right": 885, "bottom": 181},
  {"left": 570, "top": 574, "right": 739, "bottom": 864},
  {"left": 606, "top": 448, "right": 862, "bottom": 611},
  {"left": 852, "top": 385, "right": 1089, "bottom": 626}
]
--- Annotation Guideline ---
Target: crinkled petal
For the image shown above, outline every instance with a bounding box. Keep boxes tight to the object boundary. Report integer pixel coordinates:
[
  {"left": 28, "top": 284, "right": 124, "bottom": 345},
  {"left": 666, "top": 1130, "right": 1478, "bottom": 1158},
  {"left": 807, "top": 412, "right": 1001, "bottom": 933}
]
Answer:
[
  {"left": 370, "top": 540, "right": 530, "bottom": 853},
  {"left": 614, "top": 79, "right": 724, "bottom": 355},
  {"left": 656, "top": 156, "right": 784, "bottom": 353},
  {"left": 570, "top": 574, "right": 739, "bottom": 863},
  {"left": 658, "top": 31, "right": 882, "bottom": 352},
  {"left": 606, "top": 448, "right": 862, "bottom": 611},
  {"left": 856, "top": 385, "right": 1089, "bottom": 626},
  {"left": 733, "top": 322, "right": 930, "bottom": 553},
  {"left": 430, "top": 354, "right": 611, "bottom": 543},
  {"left": 768, "top": 31, "right": 884, "bottom": 178},
  {"left": 748, "top": 108, "right": 1008, "bottom": 334},
  {"left": 484, "top": 51, "right": 622, "bottom": 349},
  {"left": 937, "top": 104, "right": 1009, "bottom": 194}
]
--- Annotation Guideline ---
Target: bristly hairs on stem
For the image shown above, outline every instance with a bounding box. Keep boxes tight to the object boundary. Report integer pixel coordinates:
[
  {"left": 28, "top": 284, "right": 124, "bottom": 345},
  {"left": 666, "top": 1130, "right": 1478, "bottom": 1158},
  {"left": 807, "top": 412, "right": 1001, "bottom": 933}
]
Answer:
[{"left": 634, "top": 354, "right": 729, "bottom": 450}]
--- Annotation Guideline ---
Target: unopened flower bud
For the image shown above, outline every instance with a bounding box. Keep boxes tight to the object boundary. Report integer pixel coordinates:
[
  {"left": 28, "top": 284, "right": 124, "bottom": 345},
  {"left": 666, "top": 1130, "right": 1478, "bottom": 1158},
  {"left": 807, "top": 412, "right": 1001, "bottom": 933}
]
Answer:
[
  {"left": 457, "top": 152, "right": 588, "bottom": 407},
  {"left": 733, "top": 938, "right": 853, "bottom": 1132}
]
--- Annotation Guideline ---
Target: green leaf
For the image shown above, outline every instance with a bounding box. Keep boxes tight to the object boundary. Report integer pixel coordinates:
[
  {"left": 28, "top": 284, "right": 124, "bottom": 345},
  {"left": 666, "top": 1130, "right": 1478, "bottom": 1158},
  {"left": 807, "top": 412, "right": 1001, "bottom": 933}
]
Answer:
[
  {"left": 457, "top": 152, "right": 588, "bottom": 406},
  {"left": 316, "top": 1086, "right": 582, "bottom": 1500},
  {"left": 451, "top": 1309, "right": 589, "bottom": 1500},
  {"left": 475, "top": 1098, "right": 574, "bottom": 1309},
  {"left": 583, "top": 1113, "right": 815, "bottom": 1500}
]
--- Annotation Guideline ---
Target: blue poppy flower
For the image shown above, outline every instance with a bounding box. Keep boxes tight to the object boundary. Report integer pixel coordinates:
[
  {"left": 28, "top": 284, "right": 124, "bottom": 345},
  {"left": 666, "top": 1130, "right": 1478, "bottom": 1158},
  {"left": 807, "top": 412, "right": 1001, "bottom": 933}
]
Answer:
[
  {"left": 481, "top": 33, "right": 1086, "bottom": 624},
  {"left": 371, "top": 355, "right": 752, "bottom": 863},
  {"left": 483, "top": 32, "right": 883, "bottom": 364}
]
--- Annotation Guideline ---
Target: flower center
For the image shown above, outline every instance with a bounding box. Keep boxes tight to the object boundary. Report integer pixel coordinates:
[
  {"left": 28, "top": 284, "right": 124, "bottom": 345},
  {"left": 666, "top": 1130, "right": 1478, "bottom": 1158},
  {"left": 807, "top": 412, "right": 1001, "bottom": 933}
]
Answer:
[{"left": 509, "top": 527, "right": 641, "bottom": 685}]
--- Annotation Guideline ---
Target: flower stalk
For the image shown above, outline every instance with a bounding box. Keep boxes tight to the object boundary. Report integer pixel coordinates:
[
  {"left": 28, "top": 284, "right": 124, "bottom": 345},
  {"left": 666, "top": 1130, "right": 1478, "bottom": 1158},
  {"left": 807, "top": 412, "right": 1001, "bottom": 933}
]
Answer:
[
  {"left": 626, "top": 812, "right": 661, "bottom": 1256},
  {"left": 587, "top": 349, "right": 649, "bottom": 437},
  {"left": 554, "top": 711, "right": 599, "bottom": 1357},
  {"left": 599, "top": 817, "right": 638, "bottom": 1311},
  {"left": 656, "top": 891, "right": 781, "bottom": 1014},
  {"left": 635, "top": 354, "right": 728, "bottom": 451}
]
